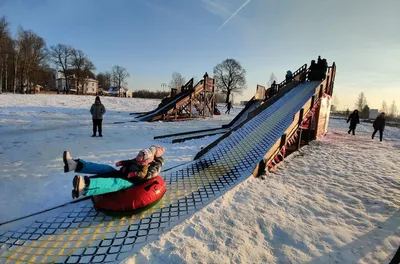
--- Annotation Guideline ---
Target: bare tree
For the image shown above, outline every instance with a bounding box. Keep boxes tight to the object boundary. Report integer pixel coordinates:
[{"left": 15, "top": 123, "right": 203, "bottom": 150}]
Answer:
[
  {"left": 104, "top": 71, "right": 112, "bottom": 89},
  {"left": 355, "top": 92, "right": 367, "bottom": 112},
  {"left": 380, "top": 100, "right": 388, "bottom": 113},
  {"left": 0, "top": 16, "right": 12, "bottom": 92},
  {"left": 389, "top": 100, "right": 397, "bottom": 117},
  {"left": 213, "top": 58, "right": 246, "bottom": 103},
  {"left": 361, "top": 104, "right": 370, "bottom": 118},
  {"left": 50, "top": 44, "right": 73, "bottom": 92},
  {"left": 96, "top": 73, "right": 105, "bottom": 89},
  {"left": 267, "top": 72, "right": 277, "bottom": 87},
  {"left": 168, "top": 72, "right": 186, "bottom": 90},
  {"left": 71, "top": 49, "right": 95, "bottom": 94},
  {"left": 0, "top": 16, "right": 9, "bottom": 42},
  {"left": 15, "top": 27, "right": 48, "bottom": 93},
  {"left": 111, "top": 65, "right": 129, "bottom": 97}
]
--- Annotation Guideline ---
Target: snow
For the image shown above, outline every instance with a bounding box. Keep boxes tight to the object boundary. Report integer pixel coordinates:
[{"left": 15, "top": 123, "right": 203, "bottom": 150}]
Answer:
[
  {"left": 1, "top": 93, "right": 399, "bottom": 263},
  {"left": 124, "top": 119, "right": 400, "bottom": 264},
  {"left": 0, "top": 94, "right": 242, "bottom": 224}
]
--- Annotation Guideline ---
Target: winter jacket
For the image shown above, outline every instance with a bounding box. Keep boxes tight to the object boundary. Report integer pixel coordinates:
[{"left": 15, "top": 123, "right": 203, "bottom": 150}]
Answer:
[
  {"left": 117, "top": 157, "right": 164, "bottom": 182},
  {"left": 90, "top": 102, "right": 106, "bottom": 119},
  {"left": 285, "top": 71, "right": 293, "bottom": 82},
  {"left": 373, "top": 116, "right": 385, "bottom": 130},
  {"left": 347, "top": 113, "right": 360, "bottom": 129}
]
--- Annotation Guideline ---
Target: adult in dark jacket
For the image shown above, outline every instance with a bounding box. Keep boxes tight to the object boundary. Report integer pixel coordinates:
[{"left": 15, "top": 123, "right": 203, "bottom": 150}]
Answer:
[
  {"left": 225, "top": 101, "right": 233, "bottom": 114},
  {"left": 372, "top": 112, "right": 385, "bottom": 141},
  {"left": 346, "top": 110, "right": 360, "bottom": 135},
  {"left": 308, "top": 60, "right": 317, "bottom": 81},
  {"left": 285, "top": 70, "right": 293, "bottom": 83},
  {"left": 90, "top": 96, "right": 106, "bottom": 137},
  {"left": 266, "top": 81, "right": 277, "bottom": 99}
]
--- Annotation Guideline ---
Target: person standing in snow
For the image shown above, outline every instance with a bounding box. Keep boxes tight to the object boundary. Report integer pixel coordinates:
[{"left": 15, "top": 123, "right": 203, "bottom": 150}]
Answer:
[
  {"left": 346, "top": 110, "right": 360, "bottom": 135},
  {"left": 63, "top": 145, "right": 166, "bottom": 199},
  {"left": 225, "top": 101, "right": 233, "bottom": 114},
  {"left": 285, "top": 70, "right": 293, "bottom": 83},
  {"left": 372, "top": 112, "right": 386, "bottom": 142},
  {"left": 90, "top": 96, "right": 106, "bottom": 137}
]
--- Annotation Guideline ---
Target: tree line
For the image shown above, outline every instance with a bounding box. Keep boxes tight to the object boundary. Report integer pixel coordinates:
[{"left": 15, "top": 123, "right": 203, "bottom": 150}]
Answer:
[
  {"left": 0, "top": 16, "right": 129, "bottom": 95},
  {"left": 354, "top": 92, "right": 398, "bottom": 119},
  {"left": 166, "top": 59, "right": 248, "bottom": 104},
  {"left": 1, "top": 15, "right": 249, "bottom": 100}
]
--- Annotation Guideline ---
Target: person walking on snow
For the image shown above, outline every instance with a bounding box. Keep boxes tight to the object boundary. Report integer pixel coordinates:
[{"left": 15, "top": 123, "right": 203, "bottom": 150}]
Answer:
[
  {"left": 63, "top": 145, "right": 166, "bottom": 199},
  {"left": 346, "top": 110, "right": 360, "bottom": 135},
  {"left": 225, "top": 101, "right": 233, "bottom": 114},
  {"left": 372, "top": 112, "right": 385, "bottom": 142},
  {"left": 90, "top": 96, "right": 106, "bottom": 137}
]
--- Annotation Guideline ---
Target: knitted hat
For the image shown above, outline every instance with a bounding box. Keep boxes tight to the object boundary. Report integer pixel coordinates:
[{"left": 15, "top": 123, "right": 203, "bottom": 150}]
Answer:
[
  {"left": 136, "top": 149, "right": 154, "bottom": 165},
  {"left": 149, "top": 145, "right": 166, "bottom": 158}
]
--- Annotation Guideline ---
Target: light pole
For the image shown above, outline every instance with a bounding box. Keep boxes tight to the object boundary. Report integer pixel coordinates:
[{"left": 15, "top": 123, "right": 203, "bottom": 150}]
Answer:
[
  {"left": 4, "top": 52, "right": 9, "bottom": 94},
  {"left": 160, "top": 83, "right": 167, "bottom": 92}
]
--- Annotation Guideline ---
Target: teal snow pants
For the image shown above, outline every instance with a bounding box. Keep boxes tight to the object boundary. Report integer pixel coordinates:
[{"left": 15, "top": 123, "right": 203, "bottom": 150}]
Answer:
[{"left": 76, "top": 159, "right": 134, "bottom": 196}]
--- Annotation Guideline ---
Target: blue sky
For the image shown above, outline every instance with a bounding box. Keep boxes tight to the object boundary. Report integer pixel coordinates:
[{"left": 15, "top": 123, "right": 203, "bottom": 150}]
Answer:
[{"left": 1, "top": 0, "right": 399, "bottom": 110}]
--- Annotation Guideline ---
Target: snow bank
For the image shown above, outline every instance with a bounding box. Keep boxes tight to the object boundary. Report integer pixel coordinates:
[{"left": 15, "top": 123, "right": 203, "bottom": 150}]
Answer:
[{"left": 124, "top": 119, "right": 400, "bottom": 264}]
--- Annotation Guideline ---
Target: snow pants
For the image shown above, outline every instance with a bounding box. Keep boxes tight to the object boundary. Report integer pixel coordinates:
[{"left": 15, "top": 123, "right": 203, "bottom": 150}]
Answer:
[
  {"left": 92, "top": 119, "right": 103, "bottom": 136},
  {"left": 76, "top": 159, "right": 134, "bottom": 196},
  {"left": 372, "top": 129, "right": 383, "bottom": 141}
]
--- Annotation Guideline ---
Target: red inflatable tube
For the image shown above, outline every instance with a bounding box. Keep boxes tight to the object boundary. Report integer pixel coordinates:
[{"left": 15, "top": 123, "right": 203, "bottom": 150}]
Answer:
[{"left": 92, "top": 176, "right": 167, "bottom": 212}]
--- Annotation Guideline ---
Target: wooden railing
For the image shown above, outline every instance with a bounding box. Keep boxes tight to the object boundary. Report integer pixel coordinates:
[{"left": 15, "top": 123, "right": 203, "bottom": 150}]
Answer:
[{"left": 276, "top": 64, "right": 308, "bottom": 91}]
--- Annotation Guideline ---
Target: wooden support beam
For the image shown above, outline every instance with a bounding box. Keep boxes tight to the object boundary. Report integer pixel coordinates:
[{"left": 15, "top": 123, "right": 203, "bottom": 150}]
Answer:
[
  {"left": 280, "top": 134, "right": 287, "bottom": 148},
  {"left": 189, "top": 93, "right": 192, "bottom": 118},
  {"left": 296, "top": 108, "right": 304, "bottom": 150},
  {"left": 279, "top": 133, "right": 287, "bottom": 161},
  {"left": 305, "top": 95, "right": 315, "bottom": 144}
]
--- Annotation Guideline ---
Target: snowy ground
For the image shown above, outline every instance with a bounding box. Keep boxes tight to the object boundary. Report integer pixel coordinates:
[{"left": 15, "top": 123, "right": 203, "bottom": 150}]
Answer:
[
  {"left": 0, "top": 94, "right": 241, "bottom": 224},
  {"left": 124, "top": 119, "right": 400, "bottom": 264},
  {"left": 1, "top": 94, "right": 399, "bottom": 263}
]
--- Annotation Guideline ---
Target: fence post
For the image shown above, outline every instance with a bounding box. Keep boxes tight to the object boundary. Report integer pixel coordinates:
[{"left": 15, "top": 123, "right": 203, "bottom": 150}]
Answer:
[
  {"left": 279, "top": 134, "right": 287, "bottom": 161},
  {"left": 297, "top": 108, "right": 304, "bottom": 150},
  {"left": 306, "top": 96, "right": 316, "bottom": 144}
]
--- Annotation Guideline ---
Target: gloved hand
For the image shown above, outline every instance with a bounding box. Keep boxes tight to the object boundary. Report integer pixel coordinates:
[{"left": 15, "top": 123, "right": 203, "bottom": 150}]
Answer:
[
  {"left": 127, "top": 172, "right": 136, "bottom": 178},
  {"left": 115, "top": 161, "right": 122, "bottom": 167}
]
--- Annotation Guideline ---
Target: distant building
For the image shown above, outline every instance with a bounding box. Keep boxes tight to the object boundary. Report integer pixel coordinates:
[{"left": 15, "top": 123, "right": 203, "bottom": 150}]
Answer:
[
  {"left": 34, "top": 85, "right": 41, "bottom": 93},
  {"left": 57, "top": 73, "right": 78, "bottom": 93},
  {"left": 83, "top": 78, "right": 99, "bottom": 95},
  {"left": 124, "top": 88, "right": 132, "bottom": 98},
  {"left": 103, "top": 87, "right": 131, "bottom": 97},
  {"left": 369, "top": 109, "right": 378, "bottom": 119},
  {"left": 57, "top": 73, "right": 98, "bottom": 94},
  {"left": 51, "top": 69, "right": 57, "bottom": 90}
]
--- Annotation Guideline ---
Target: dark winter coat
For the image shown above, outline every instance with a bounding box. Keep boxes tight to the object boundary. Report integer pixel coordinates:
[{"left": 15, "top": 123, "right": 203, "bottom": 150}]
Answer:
[
  {"left": 285, "top": 71, "right": 293, "bottom": 82},
  {"left": 347, "top": 112, "right": 360, "bottom": 129},
  {"left": 373, "top": 116, "right": 386, "bottom": 130},
  {"left": 90, "top": 102, "right": 106, "bottom": 119},
  {"left": 118, "top": 157, "right": 164, "bottom": 181}
]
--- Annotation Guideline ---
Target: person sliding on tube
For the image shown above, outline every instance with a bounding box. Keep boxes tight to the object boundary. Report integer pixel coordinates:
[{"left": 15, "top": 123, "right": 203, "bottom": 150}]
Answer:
[{"left": 63, "top": 145, "right": 166, "bottom": 199}]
